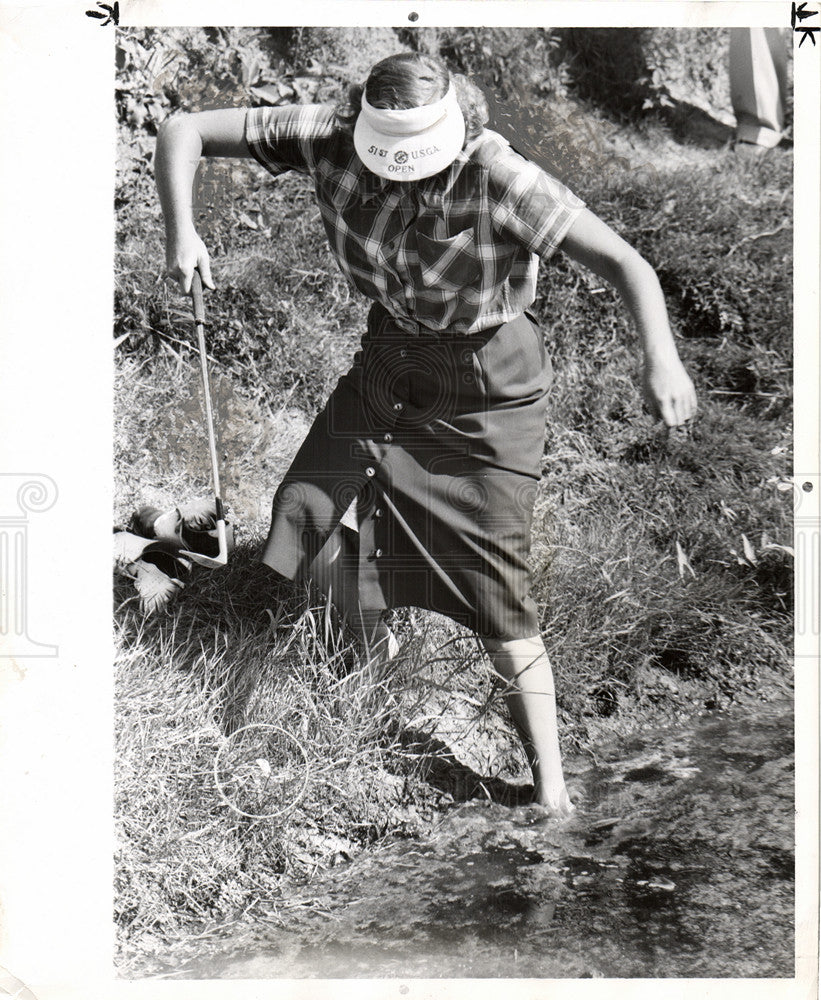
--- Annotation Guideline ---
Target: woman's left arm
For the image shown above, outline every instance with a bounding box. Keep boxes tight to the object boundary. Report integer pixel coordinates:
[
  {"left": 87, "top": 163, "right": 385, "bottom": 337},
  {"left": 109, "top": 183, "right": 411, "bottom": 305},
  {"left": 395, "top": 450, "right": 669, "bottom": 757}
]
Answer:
[{"left": 559, "top": 207, "right": 697, "bottom": 427}]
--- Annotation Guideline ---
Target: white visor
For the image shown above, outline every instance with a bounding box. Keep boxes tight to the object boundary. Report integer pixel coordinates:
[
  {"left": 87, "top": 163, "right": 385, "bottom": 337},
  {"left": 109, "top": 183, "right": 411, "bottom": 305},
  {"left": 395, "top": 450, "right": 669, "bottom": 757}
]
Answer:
[{"left": 353, "top": 84, "right": 466, "bottom": 182}]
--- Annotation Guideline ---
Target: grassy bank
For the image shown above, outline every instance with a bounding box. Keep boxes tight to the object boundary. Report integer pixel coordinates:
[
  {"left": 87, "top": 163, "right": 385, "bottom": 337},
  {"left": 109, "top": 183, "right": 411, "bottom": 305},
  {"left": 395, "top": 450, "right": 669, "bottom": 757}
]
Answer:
[{"left": 114, "top": 28, "right": 793, "bottom": 975}]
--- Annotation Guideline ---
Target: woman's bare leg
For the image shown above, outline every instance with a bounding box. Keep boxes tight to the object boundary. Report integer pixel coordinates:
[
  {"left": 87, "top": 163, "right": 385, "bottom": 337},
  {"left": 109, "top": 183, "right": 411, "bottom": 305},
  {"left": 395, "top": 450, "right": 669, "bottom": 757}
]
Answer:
[{"left": 481, "top": 634, "right": 573, "bottom": 816}]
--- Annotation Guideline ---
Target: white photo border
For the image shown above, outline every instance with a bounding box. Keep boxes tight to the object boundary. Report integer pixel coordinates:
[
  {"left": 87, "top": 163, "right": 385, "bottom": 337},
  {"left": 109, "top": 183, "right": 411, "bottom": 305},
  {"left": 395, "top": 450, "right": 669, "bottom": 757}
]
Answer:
[{"left": 0, "top": 2, "right": 816, "bottom": 997}]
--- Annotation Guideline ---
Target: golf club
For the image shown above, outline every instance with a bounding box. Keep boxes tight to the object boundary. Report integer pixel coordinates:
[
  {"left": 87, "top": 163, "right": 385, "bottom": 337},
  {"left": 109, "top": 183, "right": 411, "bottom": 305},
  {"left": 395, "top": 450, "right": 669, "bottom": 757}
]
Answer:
[{"left": 179, "top": 268, "right": 234, "bottom": 568}]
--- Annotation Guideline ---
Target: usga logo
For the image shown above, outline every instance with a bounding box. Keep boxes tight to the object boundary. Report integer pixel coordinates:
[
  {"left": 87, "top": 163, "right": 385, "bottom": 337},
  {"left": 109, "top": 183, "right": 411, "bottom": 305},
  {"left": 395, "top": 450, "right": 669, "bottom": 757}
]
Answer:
[{"left": 394, "top": 150, "right": 409, "bottom": 164}]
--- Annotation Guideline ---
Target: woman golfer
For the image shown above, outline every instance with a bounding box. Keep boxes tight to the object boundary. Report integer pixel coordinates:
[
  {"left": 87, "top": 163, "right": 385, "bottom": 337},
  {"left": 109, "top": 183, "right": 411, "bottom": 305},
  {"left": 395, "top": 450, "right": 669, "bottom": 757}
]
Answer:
[{"left": 157, "top": 53, "right": 697, "bottom": 816}]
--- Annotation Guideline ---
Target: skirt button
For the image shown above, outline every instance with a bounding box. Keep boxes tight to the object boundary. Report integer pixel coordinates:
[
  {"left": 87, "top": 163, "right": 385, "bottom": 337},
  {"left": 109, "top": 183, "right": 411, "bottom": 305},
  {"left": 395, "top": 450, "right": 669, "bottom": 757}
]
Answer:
[
  {"left": 365, "top": 466, "right": 376, "bottom": 477},
  {"left": 383, "top": 433, "right": 393, "bottom": 443},
  {"left": 392, "top": 402, "right": 404, "bottom": 413}
]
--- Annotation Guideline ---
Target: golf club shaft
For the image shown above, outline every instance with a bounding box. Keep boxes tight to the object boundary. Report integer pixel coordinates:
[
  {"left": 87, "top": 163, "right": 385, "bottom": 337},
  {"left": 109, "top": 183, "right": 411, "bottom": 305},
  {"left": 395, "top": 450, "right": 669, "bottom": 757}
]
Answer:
[{"left": 191, "top": 270, "right": 223, "bottom": 511}]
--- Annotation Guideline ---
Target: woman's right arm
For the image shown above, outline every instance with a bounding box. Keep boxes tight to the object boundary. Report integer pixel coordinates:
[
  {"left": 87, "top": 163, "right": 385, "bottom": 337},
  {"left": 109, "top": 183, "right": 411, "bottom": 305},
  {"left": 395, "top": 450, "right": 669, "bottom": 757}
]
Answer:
[{"left": 155, "top": 109, "right": 252, "bottom": 292}]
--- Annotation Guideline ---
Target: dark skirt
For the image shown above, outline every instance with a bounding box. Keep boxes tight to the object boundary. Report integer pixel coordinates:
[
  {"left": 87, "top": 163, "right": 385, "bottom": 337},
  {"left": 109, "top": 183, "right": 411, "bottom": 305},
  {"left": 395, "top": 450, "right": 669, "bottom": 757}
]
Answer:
[{"left": 261, "top": 301, "right": 553, "bottom": 640}]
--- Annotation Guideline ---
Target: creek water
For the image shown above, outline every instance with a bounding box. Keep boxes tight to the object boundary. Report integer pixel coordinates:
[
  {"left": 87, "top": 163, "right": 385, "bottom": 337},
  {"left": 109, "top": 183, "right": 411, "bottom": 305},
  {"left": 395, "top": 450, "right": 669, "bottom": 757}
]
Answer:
[{"left": 186, "top": 702, "right": 794, "bottom": 979}]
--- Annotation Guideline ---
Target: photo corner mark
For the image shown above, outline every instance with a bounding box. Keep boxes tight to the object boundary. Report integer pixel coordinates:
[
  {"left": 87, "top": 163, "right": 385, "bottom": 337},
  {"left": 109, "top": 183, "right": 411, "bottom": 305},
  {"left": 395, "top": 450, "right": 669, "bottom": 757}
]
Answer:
[
  {"left": 85, "top": 1, "right": 119, "bottom": 27},
  {"left": 791, "top": 2, "right": 819, "bottom": 46}
]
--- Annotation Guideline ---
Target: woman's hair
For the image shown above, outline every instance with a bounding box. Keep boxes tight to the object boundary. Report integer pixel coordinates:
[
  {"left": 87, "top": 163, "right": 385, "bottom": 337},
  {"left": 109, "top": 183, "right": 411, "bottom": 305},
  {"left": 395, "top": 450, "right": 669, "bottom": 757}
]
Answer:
[{"left": 335, "top": 52, "right": 489, "bottom": 146}]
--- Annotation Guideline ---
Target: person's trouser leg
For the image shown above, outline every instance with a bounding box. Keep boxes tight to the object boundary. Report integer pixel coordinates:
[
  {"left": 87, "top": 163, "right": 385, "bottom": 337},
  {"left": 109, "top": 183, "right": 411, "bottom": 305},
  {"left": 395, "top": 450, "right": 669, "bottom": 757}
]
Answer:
[
  {"left": 481, "top": 633, "right": 574, "bottom": 816},
  {"left": 729, "top": 27, "right": 788, "bottom": 147}
]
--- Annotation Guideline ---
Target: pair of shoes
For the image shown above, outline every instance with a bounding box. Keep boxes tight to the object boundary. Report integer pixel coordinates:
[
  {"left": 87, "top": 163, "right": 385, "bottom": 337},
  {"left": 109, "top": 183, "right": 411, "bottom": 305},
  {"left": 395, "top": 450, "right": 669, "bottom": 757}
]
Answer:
[
  {"left": 113, "top": 530, "right": 189, "bottom": 614},
  {"left": 114, "top": 499, "right": 234, "bottom": 614},
  {"left": 132, "top": 499, "right": 231, "bottom": 559}
]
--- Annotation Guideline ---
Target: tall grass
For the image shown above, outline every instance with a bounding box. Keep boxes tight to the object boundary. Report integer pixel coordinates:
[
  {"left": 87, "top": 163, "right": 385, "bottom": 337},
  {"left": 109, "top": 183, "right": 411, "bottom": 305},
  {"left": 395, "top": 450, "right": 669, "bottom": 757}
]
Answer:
[{"left": 114, "top": 546, "right": 519, "bottom": 974}]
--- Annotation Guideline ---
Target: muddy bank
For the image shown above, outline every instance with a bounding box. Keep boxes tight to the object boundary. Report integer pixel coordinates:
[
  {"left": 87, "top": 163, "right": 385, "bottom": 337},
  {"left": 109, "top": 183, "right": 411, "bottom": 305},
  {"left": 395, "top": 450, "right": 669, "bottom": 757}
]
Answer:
[{"left": 173, "top": 701, "right": 793, "bottom": 980}]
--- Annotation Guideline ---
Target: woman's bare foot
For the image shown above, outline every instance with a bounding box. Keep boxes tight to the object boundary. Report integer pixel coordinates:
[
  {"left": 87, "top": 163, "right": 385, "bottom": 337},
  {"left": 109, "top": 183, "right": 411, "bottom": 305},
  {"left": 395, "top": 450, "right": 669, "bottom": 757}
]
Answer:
[
  {"left": 532, "top": 783, "right": 575, "bottom": 818},
  {"left": 481, "top": 636, "right": 576, "bottom": 818}
]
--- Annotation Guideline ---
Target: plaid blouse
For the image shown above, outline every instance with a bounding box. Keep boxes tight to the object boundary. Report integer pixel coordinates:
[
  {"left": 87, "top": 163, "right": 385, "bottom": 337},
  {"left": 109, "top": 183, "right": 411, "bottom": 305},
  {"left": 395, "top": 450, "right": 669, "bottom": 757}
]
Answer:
[{"left": 245, "top": 104, "right": 585, "bottom": 336}]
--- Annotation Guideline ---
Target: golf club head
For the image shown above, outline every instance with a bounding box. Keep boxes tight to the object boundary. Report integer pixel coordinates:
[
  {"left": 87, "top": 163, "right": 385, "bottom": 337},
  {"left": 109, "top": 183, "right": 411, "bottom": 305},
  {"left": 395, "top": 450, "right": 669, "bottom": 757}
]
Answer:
[{"left": 180, "top": 520, "right": 234, "bottom": 569}]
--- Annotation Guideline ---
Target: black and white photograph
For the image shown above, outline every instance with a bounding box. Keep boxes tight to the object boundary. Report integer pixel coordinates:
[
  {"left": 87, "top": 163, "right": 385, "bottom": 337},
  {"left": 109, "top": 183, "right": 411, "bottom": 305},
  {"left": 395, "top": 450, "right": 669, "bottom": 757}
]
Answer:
[{"left": 0, "top": 3, "right": 818, "bottom": 997}]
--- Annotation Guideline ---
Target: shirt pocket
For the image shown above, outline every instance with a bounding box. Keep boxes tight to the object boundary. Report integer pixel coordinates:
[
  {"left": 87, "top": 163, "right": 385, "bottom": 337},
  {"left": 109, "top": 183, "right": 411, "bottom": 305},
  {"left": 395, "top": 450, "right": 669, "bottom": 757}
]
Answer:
[
  {"left": 317, "top": 167, "right": 358, "bottom": 212},
  {"left": 415, "top": 227, "right": 481, "bottom": 292}
]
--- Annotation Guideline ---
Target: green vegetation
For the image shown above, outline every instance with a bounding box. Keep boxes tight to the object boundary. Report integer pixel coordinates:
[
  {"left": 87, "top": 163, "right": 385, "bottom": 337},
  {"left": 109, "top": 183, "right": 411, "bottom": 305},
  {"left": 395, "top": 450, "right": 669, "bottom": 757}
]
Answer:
[{"left": 114, "top": 27, "right": 793, "bottom": 975}]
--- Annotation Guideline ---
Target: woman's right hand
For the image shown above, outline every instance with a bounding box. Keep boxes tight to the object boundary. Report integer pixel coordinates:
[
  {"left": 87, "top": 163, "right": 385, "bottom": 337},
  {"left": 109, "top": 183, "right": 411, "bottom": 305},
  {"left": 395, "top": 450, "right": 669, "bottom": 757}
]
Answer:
[{"left": 165, "top": 229, "right": 215, "bottom": 294}]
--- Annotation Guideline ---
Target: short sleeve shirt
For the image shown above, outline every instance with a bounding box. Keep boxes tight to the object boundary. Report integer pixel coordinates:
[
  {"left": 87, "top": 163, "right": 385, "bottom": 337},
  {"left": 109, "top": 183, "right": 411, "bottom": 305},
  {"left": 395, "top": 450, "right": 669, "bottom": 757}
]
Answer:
[{"left": 245, "top": 104, "right": 585, "bottom": 336}]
